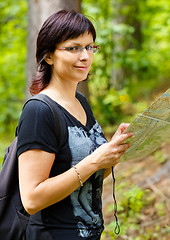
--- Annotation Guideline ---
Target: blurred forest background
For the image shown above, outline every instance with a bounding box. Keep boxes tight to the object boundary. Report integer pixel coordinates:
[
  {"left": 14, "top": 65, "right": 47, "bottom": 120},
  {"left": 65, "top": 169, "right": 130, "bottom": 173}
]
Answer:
[{"left": 0, "top": 0, "right": 169, "bottom": 239}]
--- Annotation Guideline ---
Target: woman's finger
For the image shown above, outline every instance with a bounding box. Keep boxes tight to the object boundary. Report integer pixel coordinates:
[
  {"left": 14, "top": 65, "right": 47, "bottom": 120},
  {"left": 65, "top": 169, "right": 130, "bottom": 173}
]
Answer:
[
  {"left": 117, "top": 143, "right": 130, "bottom": 153},
  {"left": 111, "top": 132, "right": 133, "bottom": 146},
  {"left": 112, "top": 123, "right": 131, "bottom": 138}
]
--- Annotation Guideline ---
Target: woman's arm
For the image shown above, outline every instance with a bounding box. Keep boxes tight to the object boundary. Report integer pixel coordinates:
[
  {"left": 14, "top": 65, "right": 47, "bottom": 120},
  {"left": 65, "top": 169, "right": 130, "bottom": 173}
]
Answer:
[
  {"left": 19, "top": 123, "right": 132, "bottom": 215},
  {"left": 19, "top": 149, "right": 97, "bottom": 215}
]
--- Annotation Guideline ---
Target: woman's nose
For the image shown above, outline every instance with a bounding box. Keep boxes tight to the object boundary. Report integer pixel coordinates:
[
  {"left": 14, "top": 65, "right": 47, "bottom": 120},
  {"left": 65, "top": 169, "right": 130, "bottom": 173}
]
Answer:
[{"left": 79, "top": 48, "right": 90, "bottom": 60}]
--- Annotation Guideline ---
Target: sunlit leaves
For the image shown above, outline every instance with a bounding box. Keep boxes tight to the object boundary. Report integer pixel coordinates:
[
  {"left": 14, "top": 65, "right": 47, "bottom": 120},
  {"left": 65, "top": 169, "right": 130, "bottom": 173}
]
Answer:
[
  {"left": 82, "top": 0, "right": 170, "bottom": 130},
  {"left": 0, "top": 0, "right": 27, "bottom": 138}
]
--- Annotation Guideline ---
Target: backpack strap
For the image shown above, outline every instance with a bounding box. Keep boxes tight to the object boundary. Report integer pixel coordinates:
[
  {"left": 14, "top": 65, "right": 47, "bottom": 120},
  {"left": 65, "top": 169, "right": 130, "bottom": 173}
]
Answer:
[{"left": 23, "top": 94, "right": 66, "bottom": 149}]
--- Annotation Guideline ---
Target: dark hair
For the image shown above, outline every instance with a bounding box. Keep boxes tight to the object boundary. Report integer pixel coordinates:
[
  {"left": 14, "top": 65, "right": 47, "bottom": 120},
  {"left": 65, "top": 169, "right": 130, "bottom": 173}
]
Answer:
[{"left": 30, "top": 10, "right": 96, "bottom": 95}]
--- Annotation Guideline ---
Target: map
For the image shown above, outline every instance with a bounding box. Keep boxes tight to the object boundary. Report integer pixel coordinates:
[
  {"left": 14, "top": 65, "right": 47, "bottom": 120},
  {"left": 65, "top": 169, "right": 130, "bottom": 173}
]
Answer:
[{"left": 121, "top": 88, "right": 170, "bottom": 161}]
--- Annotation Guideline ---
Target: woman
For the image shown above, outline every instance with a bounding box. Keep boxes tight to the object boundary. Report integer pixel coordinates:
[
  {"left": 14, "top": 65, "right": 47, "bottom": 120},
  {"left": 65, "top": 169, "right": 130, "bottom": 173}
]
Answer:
[{"left": 17, "top": 10, "right": 133, "bottom": 240}]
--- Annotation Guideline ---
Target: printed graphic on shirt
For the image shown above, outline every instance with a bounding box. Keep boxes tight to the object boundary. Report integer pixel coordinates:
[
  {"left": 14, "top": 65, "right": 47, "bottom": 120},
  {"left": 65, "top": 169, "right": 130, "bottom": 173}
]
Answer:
[{"left": 68, "top": 121, "right": 107, "bottom": 238}]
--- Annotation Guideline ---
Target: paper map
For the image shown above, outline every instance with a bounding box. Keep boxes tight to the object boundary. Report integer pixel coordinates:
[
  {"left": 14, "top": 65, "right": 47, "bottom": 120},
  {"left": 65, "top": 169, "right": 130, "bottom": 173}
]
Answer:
[{"left": 121, "top": 88, "right": 170, "bottom": 161}]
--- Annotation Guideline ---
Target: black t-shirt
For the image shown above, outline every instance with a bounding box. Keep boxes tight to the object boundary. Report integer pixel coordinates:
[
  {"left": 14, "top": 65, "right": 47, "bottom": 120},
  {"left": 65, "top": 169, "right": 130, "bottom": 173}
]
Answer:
[{"left": 17, "top": 92, "right": 107, "bottom": 240}]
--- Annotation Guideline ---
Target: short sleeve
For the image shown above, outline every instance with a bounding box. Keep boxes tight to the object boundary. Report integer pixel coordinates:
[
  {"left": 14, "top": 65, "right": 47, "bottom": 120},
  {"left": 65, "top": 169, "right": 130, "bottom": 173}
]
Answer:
[{"left": 17, "top": 100, "right": 59, "bottom": 157}]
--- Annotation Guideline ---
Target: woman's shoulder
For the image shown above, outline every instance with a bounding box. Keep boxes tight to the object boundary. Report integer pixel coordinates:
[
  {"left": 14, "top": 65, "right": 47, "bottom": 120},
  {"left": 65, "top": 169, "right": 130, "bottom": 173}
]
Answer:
[
  {"left": 22, "top": 96, "right": 53, "bottom": 115},
  {"left": 19, "top": 97, "right": 55, "bottom": 126}
]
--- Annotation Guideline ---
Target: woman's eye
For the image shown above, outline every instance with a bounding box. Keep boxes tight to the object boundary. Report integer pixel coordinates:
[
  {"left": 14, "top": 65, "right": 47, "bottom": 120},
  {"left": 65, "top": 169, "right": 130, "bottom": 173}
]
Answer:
[
  {"left": 67, "top": 47, "right": 78, "bottom": 52},
  {"left": 86, "top": 46, "right": 92, "bottom": 50}
]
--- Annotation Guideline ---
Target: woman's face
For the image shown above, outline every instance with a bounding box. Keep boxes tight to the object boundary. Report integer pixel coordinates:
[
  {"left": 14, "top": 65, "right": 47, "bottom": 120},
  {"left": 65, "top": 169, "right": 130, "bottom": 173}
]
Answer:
[{"left": 48, "top": 32, "right": 95, "bottom": 84}]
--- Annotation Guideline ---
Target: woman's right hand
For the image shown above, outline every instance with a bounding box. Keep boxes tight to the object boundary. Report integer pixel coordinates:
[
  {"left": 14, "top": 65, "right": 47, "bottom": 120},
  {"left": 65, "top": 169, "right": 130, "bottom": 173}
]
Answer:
[{"left": 89, "top": 123, "right": 133, "bottom": 170}]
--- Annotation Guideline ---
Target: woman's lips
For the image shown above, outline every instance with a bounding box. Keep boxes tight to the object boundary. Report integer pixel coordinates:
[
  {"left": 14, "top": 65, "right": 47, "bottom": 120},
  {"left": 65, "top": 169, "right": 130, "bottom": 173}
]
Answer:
[{"left": 74, "top": 66, "right": 88, "bottom": 71}]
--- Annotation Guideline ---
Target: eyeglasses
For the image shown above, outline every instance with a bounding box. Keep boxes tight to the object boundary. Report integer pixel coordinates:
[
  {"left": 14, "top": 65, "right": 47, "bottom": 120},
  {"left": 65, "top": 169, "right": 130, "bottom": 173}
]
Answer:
[{"left": 56, "top": 45, "right": 99, "bottom": 54}]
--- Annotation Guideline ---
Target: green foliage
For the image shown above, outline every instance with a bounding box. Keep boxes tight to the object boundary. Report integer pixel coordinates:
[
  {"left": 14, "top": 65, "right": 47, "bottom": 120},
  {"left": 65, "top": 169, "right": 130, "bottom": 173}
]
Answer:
[
  {"left": 0, "top": 0, "right": 27, "bottom": 165},
  {"left": 106, "top": 185, "right": 147, "bottom": 237},
  {"left": 104, "top": 182, "right": 168, "bottom": 239},
  {"left": 82, "top": 0, "right": 170, "bottom": 132},
  {"left": 0, "top": 0, "right": 27, "bottom": 140}
]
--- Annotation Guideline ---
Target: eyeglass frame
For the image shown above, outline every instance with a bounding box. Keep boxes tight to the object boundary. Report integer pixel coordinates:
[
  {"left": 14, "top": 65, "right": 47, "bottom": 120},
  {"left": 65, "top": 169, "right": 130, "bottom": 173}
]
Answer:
[{"left": 56, "top": 45, "right": 99, "bottom": 54}]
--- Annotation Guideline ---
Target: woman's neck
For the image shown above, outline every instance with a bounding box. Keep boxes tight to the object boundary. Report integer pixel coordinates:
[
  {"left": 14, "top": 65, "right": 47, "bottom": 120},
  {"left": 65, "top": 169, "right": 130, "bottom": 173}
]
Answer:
[
  {"left": 40, "top": 78, "right": 87, "bottom": 125},
  {"left": 41, "top": 77, "right": 78, "bottom": 103}
]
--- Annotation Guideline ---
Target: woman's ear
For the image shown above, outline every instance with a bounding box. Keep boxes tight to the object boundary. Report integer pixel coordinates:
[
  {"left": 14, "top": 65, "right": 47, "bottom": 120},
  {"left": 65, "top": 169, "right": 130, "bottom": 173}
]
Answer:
[{"left": 44, "top": 53, "right": 53, "bottom": 65}]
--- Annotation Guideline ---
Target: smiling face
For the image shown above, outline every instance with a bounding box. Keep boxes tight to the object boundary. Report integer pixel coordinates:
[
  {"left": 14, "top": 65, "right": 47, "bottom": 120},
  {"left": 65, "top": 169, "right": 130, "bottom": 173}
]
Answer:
[{"left": 46, "top": 32, "right": 94, "bottom": 84}]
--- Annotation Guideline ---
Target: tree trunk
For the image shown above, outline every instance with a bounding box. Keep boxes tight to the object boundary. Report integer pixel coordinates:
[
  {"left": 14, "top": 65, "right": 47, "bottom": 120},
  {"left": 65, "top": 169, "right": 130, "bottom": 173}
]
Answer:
[
  {"left": 26, "top": 0, "right": 82, "bottom": 99},
  {"left": 111, "top": 0, "right": 126, "bottom": 90},
  {"left": 111, "top": 0, "right": 142, "bottom": 90}
]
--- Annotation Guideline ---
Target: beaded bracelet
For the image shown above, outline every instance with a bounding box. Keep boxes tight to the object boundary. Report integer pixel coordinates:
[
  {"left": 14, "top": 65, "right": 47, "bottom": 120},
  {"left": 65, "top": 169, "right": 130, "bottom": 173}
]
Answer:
[{"left": 73, "top": 165, "right": 83, "bottom": 187}]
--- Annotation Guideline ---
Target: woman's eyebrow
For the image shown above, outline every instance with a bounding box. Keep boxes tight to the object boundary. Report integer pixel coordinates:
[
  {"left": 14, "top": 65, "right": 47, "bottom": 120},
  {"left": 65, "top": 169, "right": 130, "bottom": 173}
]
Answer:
[{"left": 68, "top": 42, "right": 94, "bottom": 46}]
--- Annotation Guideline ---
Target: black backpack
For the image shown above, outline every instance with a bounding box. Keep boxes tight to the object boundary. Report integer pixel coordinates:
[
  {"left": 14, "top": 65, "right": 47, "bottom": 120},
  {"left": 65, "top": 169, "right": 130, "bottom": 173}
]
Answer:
[{"left": 0, "top": 94, "right": 66, "bottom": 240}]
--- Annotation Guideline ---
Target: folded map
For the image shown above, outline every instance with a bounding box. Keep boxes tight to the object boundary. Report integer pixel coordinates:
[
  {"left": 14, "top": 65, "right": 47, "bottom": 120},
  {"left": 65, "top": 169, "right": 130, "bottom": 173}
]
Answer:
[{"left": 121, "top": 88, "right": 170, "bottom": 161}]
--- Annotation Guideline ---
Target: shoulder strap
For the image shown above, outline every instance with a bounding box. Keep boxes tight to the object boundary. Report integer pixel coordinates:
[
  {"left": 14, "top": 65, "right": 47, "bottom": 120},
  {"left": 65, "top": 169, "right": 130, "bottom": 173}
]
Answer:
[{"left": 23, "top": 94, "right": 66, "bottom": 148}]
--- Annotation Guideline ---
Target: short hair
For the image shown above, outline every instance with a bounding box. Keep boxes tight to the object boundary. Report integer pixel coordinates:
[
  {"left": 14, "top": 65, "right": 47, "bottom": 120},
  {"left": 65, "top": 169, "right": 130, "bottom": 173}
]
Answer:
[{"left": 30, "top": 10, "right": 96, "bottom": 95}]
